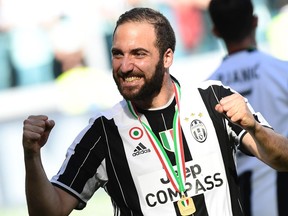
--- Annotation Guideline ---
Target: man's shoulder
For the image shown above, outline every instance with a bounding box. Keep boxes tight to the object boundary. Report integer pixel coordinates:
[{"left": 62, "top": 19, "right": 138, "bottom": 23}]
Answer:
[
  {"left": 88, "top": 100, "right": 126, "bottom": 123},
  {"left": 209, "top": 49, "right": 288, "bottom": 78},
  {"left": 197, "top": 80, "right": 224, "bottom": 89},
  {"left": 223, "top": 50, "right": 287, "bottom": 66}
]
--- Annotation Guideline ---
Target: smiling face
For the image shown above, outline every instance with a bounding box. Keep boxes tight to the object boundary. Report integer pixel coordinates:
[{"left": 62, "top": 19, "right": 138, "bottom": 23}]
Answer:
[{"left": 112, "top": 21, "right": 167, "bottom": 103}]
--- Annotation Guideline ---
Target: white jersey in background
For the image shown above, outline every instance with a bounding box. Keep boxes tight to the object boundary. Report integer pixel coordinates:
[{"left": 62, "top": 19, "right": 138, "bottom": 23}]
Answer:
[{"left": 208, "top": 49, "right": 288, "bottom": 216}]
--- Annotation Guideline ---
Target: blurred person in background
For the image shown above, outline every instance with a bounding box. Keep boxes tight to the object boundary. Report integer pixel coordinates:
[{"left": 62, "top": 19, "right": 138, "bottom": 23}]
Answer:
[
  {"left": 207, "top": 0, "right": 288, "bottom": 215},
  {"left": 155, "top": 0, "right": 210, "bottom": 58},
  {"left": 0, "top": 0, "right": 14, "bottom": 89},
  {"left": 267, "top": 0, "right": 288, "bottom": 15},
  {"left": 54, "top": 0, "right": 113, "bottom": 74},
  {"left": 22, "top": 7, "right": 288, "bottom": 216},
  {"left": 99, "top": 0, "right": 154, "bottom": 68},
  {"left": 251, "top": 0, "right": 272, "bottom": 45},
  {"left": 49, "top": 15, "right": 87, "bottom": 78},
  {"left": 3, "top": 0, "right": 59, "bottom": 87},
  {"left": 50, "top": 15, "right": 119, "bottom": 115},
  {"left": 266, "top": 2, "right": 288, "bottom": 61}
]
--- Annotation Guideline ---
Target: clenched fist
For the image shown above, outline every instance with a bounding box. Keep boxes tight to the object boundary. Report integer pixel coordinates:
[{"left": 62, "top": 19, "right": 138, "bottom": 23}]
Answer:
[{"left": 22, "top": 115, "right": 55, "bottom": 157}]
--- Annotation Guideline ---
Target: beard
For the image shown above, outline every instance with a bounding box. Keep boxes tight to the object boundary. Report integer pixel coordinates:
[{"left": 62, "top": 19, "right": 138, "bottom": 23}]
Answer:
[{"left": 113, "top": 59, "right": 165, "bottom": 101}]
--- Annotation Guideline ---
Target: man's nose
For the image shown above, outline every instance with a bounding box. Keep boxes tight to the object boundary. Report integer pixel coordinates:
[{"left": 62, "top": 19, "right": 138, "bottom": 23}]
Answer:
[{"left": 120, "top": 56, "right": 134, "bottom": 73}]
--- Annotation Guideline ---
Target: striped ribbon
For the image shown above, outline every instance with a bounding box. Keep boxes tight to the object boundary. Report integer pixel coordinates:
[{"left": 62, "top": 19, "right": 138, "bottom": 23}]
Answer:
[{"left": 127, "top": 82, "right": 186, "bottom": 193}]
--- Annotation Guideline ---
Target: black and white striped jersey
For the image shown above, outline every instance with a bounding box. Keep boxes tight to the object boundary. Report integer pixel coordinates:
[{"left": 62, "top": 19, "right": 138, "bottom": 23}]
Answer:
[
  {"left": 209, "top": 49, "right": 288, "bottom": 216},
  {"left": 51, "top": 79, "right": 269, "bottom": 216}
]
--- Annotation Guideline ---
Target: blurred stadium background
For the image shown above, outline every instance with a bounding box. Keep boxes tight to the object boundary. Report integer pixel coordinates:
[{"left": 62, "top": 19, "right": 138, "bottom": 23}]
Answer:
[{"left": 0, "top": 0, "right": 287, "bottom": 215}]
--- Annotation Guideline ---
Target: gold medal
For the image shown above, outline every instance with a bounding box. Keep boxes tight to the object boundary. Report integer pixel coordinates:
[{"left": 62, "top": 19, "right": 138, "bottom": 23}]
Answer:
[{"left": 177, "top": 195, "right": 196, "bottom": 216}]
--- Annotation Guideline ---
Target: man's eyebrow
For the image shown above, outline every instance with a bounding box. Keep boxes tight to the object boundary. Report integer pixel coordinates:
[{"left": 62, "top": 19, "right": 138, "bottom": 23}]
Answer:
[
  {"left": 130, "top": 48, "right": 149, "bottom": 54},
  {"left": 111, "top": 47, "right": 121, "bottom": 53},
  {"left": 111, "top": 47, "right": 149, "bottom": 54},
  {"left": 132, "top": 47, "right": 149, "bottom": 52},
  {"left": 133, "top": 47, "right": 149, "bottom": 52}
]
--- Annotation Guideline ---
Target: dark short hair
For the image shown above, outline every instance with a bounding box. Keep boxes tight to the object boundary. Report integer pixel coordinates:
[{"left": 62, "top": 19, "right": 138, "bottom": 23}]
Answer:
[
  {"left": 208, "top": 0, "right": 254, "bottom": 42},
  {"left": 113, "top": 7, "right": 176, "bottom": 57}
]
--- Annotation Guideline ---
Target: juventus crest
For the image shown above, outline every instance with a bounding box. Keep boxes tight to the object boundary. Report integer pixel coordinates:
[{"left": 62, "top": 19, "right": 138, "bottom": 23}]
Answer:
[{"left": 190, "top": 119, "right": 207, "bottom": 143}]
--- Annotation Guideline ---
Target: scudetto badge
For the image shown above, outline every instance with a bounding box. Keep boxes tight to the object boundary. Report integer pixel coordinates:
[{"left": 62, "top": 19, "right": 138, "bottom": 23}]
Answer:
[{"left": 190, "top": 119, "right": 207, "bottom": 143}]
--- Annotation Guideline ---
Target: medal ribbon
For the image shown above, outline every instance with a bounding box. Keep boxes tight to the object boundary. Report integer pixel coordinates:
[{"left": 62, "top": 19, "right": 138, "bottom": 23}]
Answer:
[{"left": 127, "top": 82, "right": 186, "bottom": 193}]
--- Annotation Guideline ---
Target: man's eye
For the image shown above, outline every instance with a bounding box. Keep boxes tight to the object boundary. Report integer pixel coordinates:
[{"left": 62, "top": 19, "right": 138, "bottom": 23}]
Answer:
[{"left": 135, "top": 52, "right": 146, "bottom": 57}]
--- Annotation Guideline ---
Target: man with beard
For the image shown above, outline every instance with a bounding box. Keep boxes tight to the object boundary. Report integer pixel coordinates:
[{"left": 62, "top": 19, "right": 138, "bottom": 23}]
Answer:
[{"left": 22, "top": 7, "right": 288, "bottom": 216}]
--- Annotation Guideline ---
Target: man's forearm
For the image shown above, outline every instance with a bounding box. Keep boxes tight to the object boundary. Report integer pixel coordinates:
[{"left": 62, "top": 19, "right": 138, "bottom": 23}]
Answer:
[
  {"left": 24, "top": 155, "right": 65, "bottom": 216},
  {"left": 246, "top": 123, "right": 288, "bottom": 171}
]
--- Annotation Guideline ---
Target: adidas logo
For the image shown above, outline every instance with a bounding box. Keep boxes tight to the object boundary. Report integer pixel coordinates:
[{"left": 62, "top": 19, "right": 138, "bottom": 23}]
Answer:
[{"left": 132, "top": 143, "right": 151, "bottom": 157}]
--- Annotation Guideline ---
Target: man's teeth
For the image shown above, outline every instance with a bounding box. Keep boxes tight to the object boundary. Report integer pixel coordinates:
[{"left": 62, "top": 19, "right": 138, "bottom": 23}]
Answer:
[{"left": 125, "top": 77, "right": 141, "bottom": 82}]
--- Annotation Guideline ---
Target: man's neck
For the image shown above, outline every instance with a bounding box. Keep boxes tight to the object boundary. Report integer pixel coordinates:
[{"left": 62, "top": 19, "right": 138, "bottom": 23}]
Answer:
[
  {"left": 132, "top": 76, "right": 175, "bottom": 110},
  {"left": 226, "top": 37, "right": 257, "bottom": 55}
]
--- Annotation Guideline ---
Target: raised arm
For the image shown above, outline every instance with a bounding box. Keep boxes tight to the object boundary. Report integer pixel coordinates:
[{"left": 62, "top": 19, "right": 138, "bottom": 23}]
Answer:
[
  {"left": 22, "top": 115, "right": 78, "bottom": 216},
  {"left": 215, "top": 94, "right": 288, "bottom": 171}
]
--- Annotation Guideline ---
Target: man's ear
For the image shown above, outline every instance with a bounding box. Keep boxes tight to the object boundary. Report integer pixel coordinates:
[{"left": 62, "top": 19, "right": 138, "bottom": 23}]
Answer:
[
  {"left": 163, "top": 48, "right": 174, "bottom": 68},
  {"left": 252, "top": 14, "right": 258, "bottom": 28},
  {"left": 212, "top": 26, "right": 221, "bottom": 38}
]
